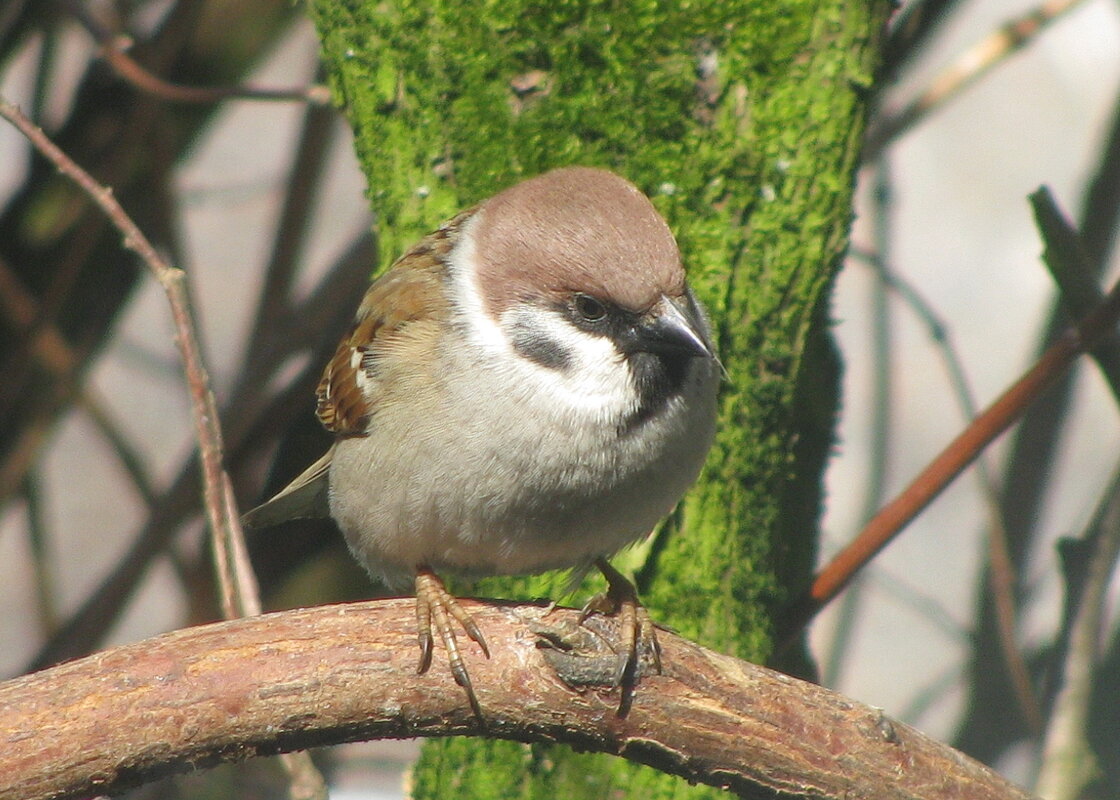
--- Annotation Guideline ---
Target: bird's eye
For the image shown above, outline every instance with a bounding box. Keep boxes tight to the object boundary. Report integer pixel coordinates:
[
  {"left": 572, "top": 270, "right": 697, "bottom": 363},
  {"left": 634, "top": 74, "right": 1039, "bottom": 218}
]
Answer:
[{"left": 573, "top": 293, "right": 608, "bottom": 323}]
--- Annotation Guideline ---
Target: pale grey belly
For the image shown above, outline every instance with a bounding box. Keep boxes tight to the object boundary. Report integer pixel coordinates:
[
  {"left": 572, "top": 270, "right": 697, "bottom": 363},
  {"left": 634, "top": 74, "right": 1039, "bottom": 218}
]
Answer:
[{"left": 326, "top": 408, "right": 707, "bottom": 589}]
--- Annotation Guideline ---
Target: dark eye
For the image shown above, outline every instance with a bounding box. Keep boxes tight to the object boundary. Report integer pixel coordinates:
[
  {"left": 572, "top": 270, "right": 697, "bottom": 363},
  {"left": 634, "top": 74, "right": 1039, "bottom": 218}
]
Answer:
[{"left": 573, "top": 293, "right": 608, "bottom": 323}]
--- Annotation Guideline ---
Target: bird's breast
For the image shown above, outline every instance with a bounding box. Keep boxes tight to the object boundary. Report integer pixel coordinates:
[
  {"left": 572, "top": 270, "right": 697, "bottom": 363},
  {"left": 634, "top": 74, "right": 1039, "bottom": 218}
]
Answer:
[{"left": 327, "top": 337, "right": 717, "bottom": 586}]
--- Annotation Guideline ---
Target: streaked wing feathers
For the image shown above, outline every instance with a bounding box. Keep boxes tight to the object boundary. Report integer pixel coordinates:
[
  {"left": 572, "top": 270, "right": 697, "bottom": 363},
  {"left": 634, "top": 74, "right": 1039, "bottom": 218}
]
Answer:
[{"left": 315, "top": 213, "right": 467, "bottom": 436}]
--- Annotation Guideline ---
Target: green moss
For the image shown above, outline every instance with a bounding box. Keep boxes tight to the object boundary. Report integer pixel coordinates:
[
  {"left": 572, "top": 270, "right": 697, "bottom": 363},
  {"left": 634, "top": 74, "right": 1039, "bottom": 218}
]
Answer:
[{"left": 309, "top": 0, "right": 890, "bottom": 795}]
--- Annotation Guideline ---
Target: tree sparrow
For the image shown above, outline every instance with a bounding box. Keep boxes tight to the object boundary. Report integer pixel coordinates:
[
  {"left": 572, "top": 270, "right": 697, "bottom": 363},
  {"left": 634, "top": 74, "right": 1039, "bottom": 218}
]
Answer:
[{"left": 244, "top": 166, "right": 720, "bottom": 713}]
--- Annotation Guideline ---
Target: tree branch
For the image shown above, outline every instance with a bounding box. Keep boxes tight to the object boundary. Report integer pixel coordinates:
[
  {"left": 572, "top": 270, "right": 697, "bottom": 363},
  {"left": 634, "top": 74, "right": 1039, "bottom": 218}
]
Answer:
[
  {"left": 864, "top": 0, "right": 1087, "bottom": 160},
  {"left": 780, "top": 267, "right": 1120, "bottom": 645},
  {"left": 0, "top": 600, "right": 1033, "bottom": 800},
  {"left": 64, "top": 0, "right": 330, "bottom": 105}
]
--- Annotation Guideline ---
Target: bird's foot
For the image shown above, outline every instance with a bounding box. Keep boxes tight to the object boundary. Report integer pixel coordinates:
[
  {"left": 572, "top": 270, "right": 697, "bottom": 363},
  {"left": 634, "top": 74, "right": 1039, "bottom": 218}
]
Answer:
[
  {"left": 414, "top": 566, "right": 490, "bottom": 720},
  {"left": 578, "top": 557, "right": 662, "bottom": 688}
]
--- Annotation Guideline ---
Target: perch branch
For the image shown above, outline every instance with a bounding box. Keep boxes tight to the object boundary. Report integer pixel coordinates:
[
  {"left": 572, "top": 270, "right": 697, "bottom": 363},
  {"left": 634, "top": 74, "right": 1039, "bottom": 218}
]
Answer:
[{"left": 0, "top": 601, "right": 1034, "bottom": 800}]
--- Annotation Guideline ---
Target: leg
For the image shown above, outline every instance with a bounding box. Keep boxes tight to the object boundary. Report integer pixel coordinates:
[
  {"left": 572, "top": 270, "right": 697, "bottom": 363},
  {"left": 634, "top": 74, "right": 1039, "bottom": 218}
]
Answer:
[
  {"left": 414, "top": 565, "right": 490, "bottom": 719},
  {"left": 580, "top": 557, "right": 662, "bottom": 687}
]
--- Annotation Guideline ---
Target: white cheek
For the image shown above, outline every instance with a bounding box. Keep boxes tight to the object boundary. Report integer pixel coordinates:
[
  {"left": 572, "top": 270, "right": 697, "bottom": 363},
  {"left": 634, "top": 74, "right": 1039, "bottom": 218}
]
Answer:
[
  {"left": 448, "top": 220, "right": 512, "bottom": 355},
  {"left": 448, "top": 218, "right": 636, "bottom": 422},
  {"left": 499, "top": 308, "right": 636, "bottom": 419}
]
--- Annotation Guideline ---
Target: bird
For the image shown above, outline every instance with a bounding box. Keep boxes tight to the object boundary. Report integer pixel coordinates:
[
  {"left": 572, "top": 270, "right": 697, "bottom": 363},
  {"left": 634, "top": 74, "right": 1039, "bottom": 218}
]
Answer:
[{"left": 243, "top": 166, "right": 720, "bottom": 715}]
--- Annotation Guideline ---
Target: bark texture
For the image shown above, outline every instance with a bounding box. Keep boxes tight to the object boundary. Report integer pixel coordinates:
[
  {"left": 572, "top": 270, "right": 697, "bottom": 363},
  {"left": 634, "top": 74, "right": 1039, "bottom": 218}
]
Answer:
[{"left": 0, "top": 601, "right": 1033, "bottom": 800}]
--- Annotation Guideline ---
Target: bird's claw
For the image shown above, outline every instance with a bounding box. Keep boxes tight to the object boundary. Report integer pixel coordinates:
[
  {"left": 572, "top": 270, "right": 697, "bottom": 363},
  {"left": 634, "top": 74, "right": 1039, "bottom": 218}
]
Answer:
[
  {"left": 579, "top": 558, "right": 662, "bottom": 687},
  {"left": 414, "top": 566, "right": 490, "bottom": 720}
]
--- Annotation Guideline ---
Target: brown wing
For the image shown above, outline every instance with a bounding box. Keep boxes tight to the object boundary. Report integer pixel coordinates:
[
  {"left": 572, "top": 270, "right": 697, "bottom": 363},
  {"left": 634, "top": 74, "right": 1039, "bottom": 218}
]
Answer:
[{"left": 315, "top": 212, "right": 469, "bottom": 437}]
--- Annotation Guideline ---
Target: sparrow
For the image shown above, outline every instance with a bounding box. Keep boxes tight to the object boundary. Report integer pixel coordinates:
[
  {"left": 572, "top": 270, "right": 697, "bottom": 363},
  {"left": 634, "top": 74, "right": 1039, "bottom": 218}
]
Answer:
[{"left": 244, "top": 166, "right": 720, "bottom": 715}]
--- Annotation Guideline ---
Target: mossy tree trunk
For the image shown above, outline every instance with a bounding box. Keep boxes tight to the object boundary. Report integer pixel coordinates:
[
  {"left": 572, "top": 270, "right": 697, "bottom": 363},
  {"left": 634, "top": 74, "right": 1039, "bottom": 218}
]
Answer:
[{"left": 310, "top": 1, "right": 890, "bottom": 796}]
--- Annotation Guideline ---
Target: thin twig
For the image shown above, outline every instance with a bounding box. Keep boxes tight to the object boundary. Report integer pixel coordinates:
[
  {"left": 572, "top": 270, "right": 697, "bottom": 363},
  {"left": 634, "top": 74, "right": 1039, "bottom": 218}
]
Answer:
[
  {"left": 852, "top": 232, "right": 1042, "bottom": 730},
  {"left": 861, "top": 248, "right": 1041, "bottom": 732},
  {"left": 0, "top": 95, "right": 328, "bottom": 800},
  {"left": 22, "top": 474, "right": 58, "bottom": 638},
  {"left": 1028, "top": 187, "right": 1120, "bottom": 800},
  {"left": 865, "top": 0, "right": 1088, "bottom": 160},
  {"left": 65, "top": 2, "right": 330, "bottom": 106},
  {"left": 822, "top": 165, "right": 894, "bottom": 690},
  {"left": 98, "top": 37, "right": 332, "bottom": 105},
  {"left": 1030, "top": 186, "right": 1120, "bottom": 401},
  {"left": 0, "top": 95, "right": 252, "bottom": 616},
  {"left": 0, "top": 98, "right": 248, "bottom": 616},
  {"left": 779, "top": 268, "right": 1120, "bottom": 644},
  {"left": 1034, "top": 463, "right": 1120, "bottom": 800},
  {"left": 0, "top": 72, "right": 167, "bottom": 495},
  {"left": 24, "top": 232, "right": 374, "bottom": 673},
  {"left": 953, "top": 70, "right": 1120, "bottom": 767}
]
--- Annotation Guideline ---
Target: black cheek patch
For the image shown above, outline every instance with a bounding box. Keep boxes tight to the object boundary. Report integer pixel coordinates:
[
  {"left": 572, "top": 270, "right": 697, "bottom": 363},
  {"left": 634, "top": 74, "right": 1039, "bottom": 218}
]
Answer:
[{"left": 510, "top": 326, "right": 574, "bottom": 371}]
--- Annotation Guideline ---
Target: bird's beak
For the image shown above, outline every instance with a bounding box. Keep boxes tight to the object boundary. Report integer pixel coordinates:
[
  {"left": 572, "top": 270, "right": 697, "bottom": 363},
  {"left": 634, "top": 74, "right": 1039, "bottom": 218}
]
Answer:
[{"left": 629, "top": 292, "right": 715, "bottom": 360}]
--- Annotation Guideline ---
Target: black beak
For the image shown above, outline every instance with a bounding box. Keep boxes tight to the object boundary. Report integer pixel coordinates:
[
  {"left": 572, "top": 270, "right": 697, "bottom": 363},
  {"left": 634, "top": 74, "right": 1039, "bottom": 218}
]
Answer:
[{"left": 626, "top": 292, "right": 714, "bottom": 360}]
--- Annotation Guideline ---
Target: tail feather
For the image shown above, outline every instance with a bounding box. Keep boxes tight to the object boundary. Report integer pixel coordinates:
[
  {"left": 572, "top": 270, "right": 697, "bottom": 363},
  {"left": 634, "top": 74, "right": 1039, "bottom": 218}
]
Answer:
[{"left": 242, "top": 447, "right": 333, "bottom": 528}]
